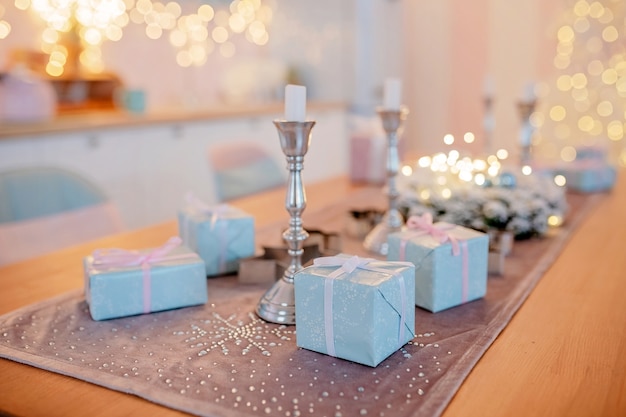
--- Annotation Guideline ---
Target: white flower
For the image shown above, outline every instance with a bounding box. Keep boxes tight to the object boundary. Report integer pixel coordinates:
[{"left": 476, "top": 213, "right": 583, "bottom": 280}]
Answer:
[
  {"left": 508, "top": 199, "right": 530, "bottom": 218},
  {"left": 507, "top": 217, "right": 532, "bottom": 235},
  {"left": 482, "top": 200, "right": 508, "bottom": 222},
  {"left": 529, "top": 198, "right": 549, "bottom": 216},
  {"left": 470, "top": 218, "right": 486, "bottom": 231},
  {"left": 407, "top": 205, "right": 433, "bottom": 218}
]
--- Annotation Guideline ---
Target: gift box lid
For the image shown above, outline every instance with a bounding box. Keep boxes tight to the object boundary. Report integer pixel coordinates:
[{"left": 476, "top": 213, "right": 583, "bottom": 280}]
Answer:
[
  {"left": 179, "top": 194, "right": 252, "bottom": 223},
  {"left": 85, "top": 237, "right": 203, "bottom": 275},
  {"left": 392, "top": 221, "right": 488, "bottom": 252},
  {"left": 302, "top": 255, "right": 413, "bottom": 286}
]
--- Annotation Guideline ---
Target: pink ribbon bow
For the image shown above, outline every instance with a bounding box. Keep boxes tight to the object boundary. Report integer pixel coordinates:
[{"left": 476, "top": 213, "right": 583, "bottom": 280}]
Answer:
[
  {"left": 313, "top": 256, "right": 413, "bottom": 358},
  {"left": 405, "top": 213, "right": 460, "bottom": 255},
  {"left": 92, "top": 236, "right": 196, "bottom": 314},
  {"left": 185, "top": 192, "right": 230, "bottom": 229},
  {"left": 401, "top": 213, "right": 470, "bottom": 304}
]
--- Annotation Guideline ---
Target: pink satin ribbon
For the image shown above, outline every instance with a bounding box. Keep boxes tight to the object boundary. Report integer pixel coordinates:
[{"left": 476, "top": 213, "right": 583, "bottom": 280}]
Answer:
[
  {"left": 402, "top": 213, "right": 460, "bottom": 257},
  {"left": 313, "top": 256, "right": 413, "bottom": 358},
  {"left": 91, "top": 236, "right": 196, "bottom": 314},
  {"left": 185, "top": 193, "right": 229, "bottom": 228},
  {"left": 401, "top": 213, "right": 469, "bottom": 303},
  {"left": 184, "top": 193, "right": 230, "bottom": 272}
]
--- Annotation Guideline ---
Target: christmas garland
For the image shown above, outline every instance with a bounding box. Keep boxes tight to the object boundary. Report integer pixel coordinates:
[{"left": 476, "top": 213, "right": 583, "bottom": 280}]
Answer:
[{"left": 396, "top": 167, "right": 568, "bottom": 240}]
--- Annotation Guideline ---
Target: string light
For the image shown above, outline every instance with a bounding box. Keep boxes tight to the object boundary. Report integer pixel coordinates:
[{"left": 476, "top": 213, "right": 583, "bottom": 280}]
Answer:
[
  {"left": 13, "top": 0, "right": 273, "bottom": 75},
  {"left": 129, "top": 0, "right": 272, "bottom": 65},
  {"left": 495, "top": 148, "right": 509, "bottom": 159},
  {"left": 537, "top": 0, "right": 626, "bottom": 165},
  {"left": 463, "top": 132, "right": 475, "bottom": 144},
  {"left": 548, "top": 214, "right": 564, "bottom": 227},
  {"left": 417, "top": 156, "right": 431, "bottom": 168},
  {"left": 0, "top": 4, "right": 11, "bottom": 39},
  {"left": 560, "top": 145, "right": 577, "bottom": 161},
  {"left": 403, "top": 148, "right": 509, "bottom": 195},
  {"left": 521, "top": 165, "right": 533, "bottom": 175},
  {"left": 554, "top": 174, "right": 567, "bottom": 187},
  {"left": 21, "top": 0, "right": 128, "bottom": 75}
]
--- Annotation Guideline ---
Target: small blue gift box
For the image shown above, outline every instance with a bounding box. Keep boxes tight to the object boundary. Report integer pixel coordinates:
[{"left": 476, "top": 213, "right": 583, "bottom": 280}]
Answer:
[
  {"left": 387, "top": 214, "right": 489, "bottom": 313},
  {"left": 562, "top": 162, "right": 616, "bottom": 193},
  {"left": 177, "top": 198, "right": 255, "bottom": 276},
  {"left": 84, "top": 237, "right": 207, "bottom": 321},
  {"left": 575, "top": 145, "right": 607, "bottom": 161},
  {"left": 294, "top": 255, "right": 415, "bottom": 367}
]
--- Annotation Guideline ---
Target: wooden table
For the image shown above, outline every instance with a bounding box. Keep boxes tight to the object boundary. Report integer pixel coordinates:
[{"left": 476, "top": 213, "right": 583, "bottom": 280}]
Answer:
[{"left": 1, "top": 174, "right": 625, "bottom": 417}]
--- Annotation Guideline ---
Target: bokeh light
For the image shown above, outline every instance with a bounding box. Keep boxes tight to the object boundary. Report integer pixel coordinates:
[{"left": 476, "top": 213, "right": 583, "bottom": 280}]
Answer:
[
  {"left": 537, "top": 0, "right": 626, "bottom": 163},
  {"left": 0, "top": 4, "right": 11, "bottom": 39},
  {"left": 18, "top": 0, "right": 273, "bottom": 73},
  {"left": 554, "top": 175, "right": 567, "bottom": 187}
]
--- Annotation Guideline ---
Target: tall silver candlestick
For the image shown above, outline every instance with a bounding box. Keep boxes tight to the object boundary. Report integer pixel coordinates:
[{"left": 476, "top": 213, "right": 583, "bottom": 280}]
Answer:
[
  {"left": 256, "top": 120, "right": 315, "bottom": 325},
  {"left": 363, "top": 106, "right": 409, "bottom": 256}
]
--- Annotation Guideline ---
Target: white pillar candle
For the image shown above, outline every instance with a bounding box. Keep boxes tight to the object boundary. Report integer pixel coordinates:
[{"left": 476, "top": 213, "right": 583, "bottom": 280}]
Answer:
[
  {"left": 483, "top": 75, "right": 495, "bottom": 97},
  {"left": 383, "top": 78, "right": 402, "bottom": 110},
  {"left": 522, "top": 82, "right": 536, "bottom": 102},
  {"left": 284, "top": 84, "right": 307, "bottom": 122}
]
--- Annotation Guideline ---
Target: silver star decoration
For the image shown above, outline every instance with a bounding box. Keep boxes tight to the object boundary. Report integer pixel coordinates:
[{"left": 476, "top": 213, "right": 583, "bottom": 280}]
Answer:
[{"left": 180, "top": 312, "right": 294, "bottom": 357}]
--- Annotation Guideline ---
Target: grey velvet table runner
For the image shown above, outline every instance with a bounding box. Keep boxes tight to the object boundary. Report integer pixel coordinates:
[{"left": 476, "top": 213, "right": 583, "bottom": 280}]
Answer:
[{"left": 0, "top": 191, "right": 601, "bottom": 417}]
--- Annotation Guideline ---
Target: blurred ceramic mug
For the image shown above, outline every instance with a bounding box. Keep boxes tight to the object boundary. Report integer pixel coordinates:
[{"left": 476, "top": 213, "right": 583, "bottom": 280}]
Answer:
[{"left": 116, "top": 88, "right": 146, "bottom": 114}]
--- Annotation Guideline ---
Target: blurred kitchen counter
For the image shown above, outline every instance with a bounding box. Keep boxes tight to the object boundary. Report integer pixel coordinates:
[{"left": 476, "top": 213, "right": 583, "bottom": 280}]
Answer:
[
  {"left": 0, "top": 101, "right": 346, "bottom": 139},
  {"left": 0, "top": 100, "right": 350, "bottom": 231}
]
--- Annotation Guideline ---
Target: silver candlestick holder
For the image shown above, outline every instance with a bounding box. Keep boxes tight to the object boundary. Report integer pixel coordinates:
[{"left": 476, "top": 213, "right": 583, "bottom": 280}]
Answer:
[
  {"left": 256, "top": 120, "right": 315, "bottom": 325},
  {"left": 517, "top": 99, "right": 536, "bottom": 164},
  {"left": 483, "top": 95, "right": 495, "bottom": 156},
  {"left": 363, "top": 106, "right": 409, "bottom": 256}
]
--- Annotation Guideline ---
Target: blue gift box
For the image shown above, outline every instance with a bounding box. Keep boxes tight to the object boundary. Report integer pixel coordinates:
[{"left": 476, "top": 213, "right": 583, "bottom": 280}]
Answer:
[
  {"left": 294, "top": 255, "right": 415, "bottom": 367},
  {"left": 575, "top": 145, "right": 607, "bottom": 161},
  {"left": 177, "top": 202, "right": 255, "bottom": 276},
  {"left": 562, "top": 162, "right": 616, "bottom": 193},
  {"left": 387, "top": 216, "right": 489, "bottom": 313},
  {"left": 84, "top": 237, "right": 207, "bottom": 321}
]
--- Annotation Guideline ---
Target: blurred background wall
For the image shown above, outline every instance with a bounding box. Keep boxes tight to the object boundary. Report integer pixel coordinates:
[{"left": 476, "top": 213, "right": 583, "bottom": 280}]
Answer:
[{"left": 0, "top": 0, "right": 563, "bottom": 157}]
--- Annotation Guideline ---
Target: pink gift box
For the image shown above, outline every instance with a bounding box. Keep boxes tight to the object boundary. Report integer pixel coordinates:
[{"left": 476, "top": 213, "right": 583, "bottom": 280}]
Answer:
[{"left": 350, "top": 135, "right": 387, "bottom": 184}]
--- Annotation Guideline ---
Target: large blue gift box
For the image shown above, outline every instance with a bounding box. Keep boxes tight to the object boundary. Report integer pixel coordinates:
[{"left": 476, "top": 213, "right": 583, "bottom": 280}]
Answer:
[
  {"left": 84, "top": 237, "right": 207, "bottom": 321},
  {"left": 177, "top": 200, "right": 255, "bottom": 276},
  {"left": 388, "top": 214, "right": 489, "bottom": 313},
  {"left": 294, "top": 255, "right": 415, "bottom": 367}
]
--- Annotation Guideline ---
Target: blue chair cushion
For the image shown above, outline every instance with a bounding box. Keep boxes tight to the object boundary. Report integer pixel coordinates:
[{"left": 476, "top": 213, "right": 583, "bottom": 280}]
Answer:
[
  {"left": 214, "top": 157, "right": 285, "bottom": 201},
  {"left": 0, "top": 167, "right": 106, "bottom": 223}
]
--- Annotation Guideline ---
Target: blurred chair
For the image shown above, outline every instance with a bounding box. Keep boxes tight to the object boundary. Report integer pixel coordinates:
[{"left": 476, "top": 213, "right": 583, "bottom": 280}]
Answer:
[
  {"left": 0, "top": 167, "right": 124, "bottom": 266},
  {"left": 208, "top": 141, "right": 285, "bottom": 201}
]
